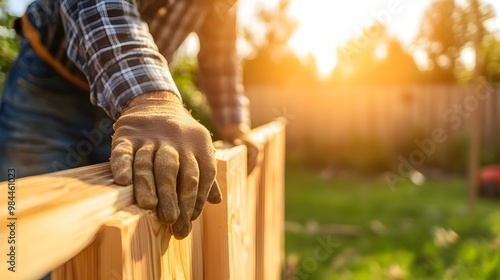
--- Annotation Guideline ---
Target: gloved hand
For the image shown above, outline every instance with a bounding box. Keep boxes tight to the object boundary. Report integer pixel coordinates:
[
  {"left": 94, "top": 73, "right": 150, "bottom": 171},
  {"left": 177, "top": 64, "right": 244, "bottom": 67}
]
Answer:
[
  {"left": 110, "top": 91, "right": 222, "bottom": 239},
  {"left": 220, "top": 124, "right": 261, "bottom": 174}
]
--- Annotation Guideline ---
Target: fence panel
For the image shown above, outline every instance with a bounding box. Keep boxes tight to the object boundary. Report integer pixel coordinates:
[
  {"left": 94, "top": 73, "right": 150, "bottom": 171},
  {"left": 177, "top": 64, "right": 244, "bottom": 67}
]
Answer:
[
  {"left": 0, "top": 120, "right": 286, "bottom": 280},
  {"left": 246, "top": 84, "right": 500, "bottom": 153}
]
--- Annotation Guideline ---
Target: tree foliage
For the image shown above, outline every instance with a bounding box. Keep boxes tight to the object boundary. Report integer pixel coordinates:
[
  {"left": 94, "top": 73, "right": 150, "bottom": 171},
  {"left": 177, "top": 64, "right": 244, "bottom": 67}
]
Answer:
[
  {"left": 481, "top": 38, "right": 500, "bottom": 83},
  {"left": 0, "top": 0, "right": 20, "bottom": 87},
  {"left": 239, "top": 0, "right": 500, "bottom": 86},
  {"left": 416, "top": 0, "right": 496, "bottom": 82},
  {"left": 241, "top": 0, "right": 319, "bottom": 86},
  {"left": 241, "top": 0, "right": 297, "bottom": 59},
  {"left": 169, "top": 58, "right": 219, "bottom": 138},
  {"left": 331, "top": 23, "right": 422, "bottom": 86}
]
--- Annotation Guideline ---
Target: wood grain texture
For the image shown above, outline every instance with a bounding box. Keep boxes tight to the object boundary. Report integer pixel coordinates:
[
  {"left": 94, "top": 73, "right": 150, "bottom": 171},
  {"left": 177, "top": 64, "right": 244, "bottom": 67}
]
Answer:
[
  {"left": 53, "top": 205, "right": 201, "bottom": 280},
  {"left": 0, "top": 119, "right": 286, "bottom": 280},
  {"left": 252, "top": 120, "right": 286, "bottom": 280},
  {"left": 202, "top": 144, "right": 256, "bottom": 280},
  {"left": 0, "top": 163, "right": 134, "bottom": 280},
  {"left": 202, "top": 119, "right": 286, "bottom": 280}
]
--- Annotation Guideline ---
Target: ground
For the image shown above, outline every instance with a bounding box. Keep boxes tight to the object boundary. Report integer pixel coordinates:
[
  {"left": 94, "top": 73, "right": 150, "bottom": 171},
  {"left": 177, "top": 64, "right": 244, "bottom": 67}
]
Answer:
[{"left": 284, "top": 164, "right": 500, "bottom": 280}]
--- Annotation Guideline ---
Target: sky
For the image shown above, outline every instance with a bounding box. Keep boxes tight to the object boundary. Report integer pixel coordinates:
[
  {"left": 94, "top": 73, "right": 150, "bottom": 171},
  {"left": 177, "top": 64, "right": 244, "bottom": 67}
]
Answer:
[
  {"left": 238, "top": 0, "right": 500, "bottom": 76},
  {"left": 7, "top": 0, "right": 500, "bottom": 76}
]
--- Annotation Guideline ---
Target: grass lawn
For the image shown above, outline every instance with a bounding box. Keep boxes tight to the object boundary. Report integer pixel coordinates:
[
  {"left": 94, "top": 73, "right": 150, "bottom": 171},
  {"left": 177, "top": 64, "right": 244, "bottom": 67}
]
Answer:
[{"left": 284, "top": 164, "right": 500, "bottom": 280}]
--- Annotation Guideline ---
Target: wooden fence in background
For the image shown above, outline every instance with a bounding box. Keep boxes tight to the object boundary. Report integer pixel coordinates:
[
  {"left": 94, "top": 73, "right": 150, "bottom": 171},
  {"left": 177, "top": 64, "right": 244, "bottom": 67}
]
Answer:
[
  {"left": 246, "top": 84, "right": 500, "bottom": 151},
  {"left": 0, "top": 120, "right": 285, "bottom": 280}
]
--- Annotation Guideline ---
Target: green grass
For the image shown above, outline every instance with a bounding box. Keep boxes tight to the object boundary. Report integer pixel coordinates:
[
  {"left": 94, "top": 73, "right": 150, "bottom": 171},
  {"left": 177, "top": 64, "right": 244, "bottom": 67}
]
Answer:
[{"left": 284, "top": 165, "right": 500, "bottom": 280}]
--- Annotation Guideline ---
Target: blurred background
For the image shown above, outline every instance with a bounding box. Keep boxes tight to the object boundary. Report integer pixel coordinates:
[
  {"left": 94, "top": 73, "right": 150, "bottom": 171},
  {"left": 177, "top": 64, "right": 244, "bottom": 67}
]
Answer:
[{"left": 2, "top": 0, "right": 500, "bottom": 279}]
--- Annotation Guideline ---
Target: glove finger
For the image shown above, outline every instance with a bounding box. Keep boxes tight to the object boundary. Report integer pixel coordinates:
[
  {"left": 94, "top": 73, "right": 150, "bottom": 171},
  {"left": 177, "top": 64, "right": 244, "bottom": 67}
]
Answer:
[
  {"left": 191, "top": 154, "right": 217, "bottom": 220},
  {"left": 133, "top": 145, "right": 158, "bottom": 210},
  {"left": 154, "top": 145, "right": 181, "bottom": 225},
  {"left": 110, "top": 138, "right": 134, "bottom": 185},
  {"left": 172, "top": 154, "right": 199, "bottom": 239},
  {"left": 207, "top": 179, "right": 222, "bottom": 204}
]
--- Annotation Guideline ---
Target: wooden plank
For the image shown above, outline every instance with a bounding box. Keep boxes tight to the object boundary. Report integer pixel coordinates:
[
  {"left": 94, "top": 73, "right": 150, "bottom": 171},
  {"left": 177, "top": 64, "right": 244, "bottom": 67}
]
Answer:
[
  {"left": 51, "top": 145, "right": 249, "bottom": 280},
  {"left": 52, "top": 205, "right": 201, "bottom": 280},
  {"left": 53, "top": 146, "right": 250, "bottom": 280},
  {"left": 202, "top": 144, "right": 254, "bottom": 280},
  {"left": 252, "top": 120, "right": 286, "bottom": 280},
  {"left": 0, "top": 163, "right": 134, "bottom": 280},
  {"left": 191, "top": 213, "right": 204, "bottom": 280},
  {"left": 0, "top": 120, "right": 286, "bottom": 280},
  {"left": 202, "top": 119, "right": 286, "bottom": 280},
  {"left": 469, "top": 85, "right": 482, "bottom": 213}
]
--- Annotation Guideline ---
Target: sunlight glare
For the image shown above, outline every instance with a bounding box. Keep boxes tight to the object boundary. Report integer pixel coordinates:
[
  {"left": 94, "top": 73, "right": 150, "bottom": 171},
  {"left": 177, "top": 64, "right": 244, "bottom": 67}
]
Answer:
[
  {"left": 287, "top": 1, "right": 363, "bottom": 77},
  {"left": 283, "top": 0, "right": 436, "bottom": 78}
]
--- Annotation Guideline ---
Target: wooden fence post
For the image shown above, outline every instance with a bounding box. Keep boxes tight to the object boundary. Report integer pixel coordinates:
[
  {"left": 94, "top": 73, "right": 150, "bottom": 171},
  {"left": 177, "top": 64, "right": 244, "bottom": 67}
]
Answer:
[
  {"left": 0, "top": 120, "right": 286, "bottom": 280},
  {"left": 252, "top": 120, "right": 286, "bottom": 280},
  {"left": 202, "top": 145, "right": 255, "bottom": 280},
  {"left": 52, "top": 205, "right": 203, "bottom": 279}
]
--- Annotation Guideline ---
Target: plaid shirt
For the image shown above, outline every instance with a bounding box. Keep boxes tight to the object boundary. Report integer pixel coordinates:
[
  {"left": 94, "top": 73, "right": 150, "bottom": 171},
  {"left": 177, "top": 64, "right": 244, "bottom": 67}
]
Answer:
[{"left": 21, "top": 0, "right": 248, "bottom": 127}]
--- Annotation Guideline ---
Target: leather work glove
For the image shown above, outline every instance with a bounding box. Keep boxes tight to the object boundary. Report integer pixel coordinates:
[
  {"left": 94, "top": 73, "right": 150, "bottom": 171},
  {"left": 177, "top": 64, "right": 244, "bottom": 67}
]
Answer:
[
  {"left": 110, "top": 91, "right": 222, "bottom": 239},
  {"left": 220, "top": 124, "right": 261, "bottom": 175}
]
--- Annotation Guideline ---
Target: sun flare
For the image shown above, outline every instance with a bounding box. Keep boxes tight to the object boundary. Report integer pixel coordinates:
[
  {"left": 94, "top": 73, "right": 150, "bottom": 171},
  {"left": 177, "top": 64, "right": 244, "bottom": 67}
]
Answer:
[
  {"left": 286, "top": 1, "right": 364, "bottom": 77},
  {"left": 278, "top": 0, "right": 439, "bottom": 77}
]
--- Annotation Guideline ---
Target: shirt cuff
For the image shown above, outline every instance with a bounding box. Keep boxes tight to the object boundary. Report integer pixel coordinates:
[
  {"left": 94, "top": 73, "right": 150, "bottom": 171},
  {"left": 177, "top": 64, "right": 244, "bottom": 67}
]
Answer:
[{"left": 91, "top": 56, "right": 181, "bottom": 120}]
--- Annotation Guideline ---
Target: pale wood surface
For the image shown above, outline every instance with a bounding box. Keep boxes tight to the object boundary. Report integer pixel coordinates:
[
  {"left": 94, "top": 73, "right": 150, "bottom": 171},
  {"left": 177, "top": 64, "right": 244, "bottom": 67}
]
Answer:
[
  {"left": 0, "top": 120, "right": 285, "bottom": 280},
  {"left": 202, "top": 144, "right": 256, "bottom": 280},
  {"left": 0, "top": 163, "right": 134, "bottom": 280},
  {"left": 252, "top": 120, "right": 286, "bottom": 280},
  {"left": 53, "top": 205, "right": 201, "bottom": 280}
]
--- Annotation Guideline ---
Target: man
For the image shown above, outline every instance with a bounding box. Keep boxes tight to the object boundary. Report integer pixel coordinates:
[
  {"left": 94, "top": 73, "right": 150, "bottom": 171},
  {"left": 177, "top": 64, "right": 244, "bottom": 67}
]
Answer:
[{"left": 0, "top": 0, "right": 259, "bottom": 240}]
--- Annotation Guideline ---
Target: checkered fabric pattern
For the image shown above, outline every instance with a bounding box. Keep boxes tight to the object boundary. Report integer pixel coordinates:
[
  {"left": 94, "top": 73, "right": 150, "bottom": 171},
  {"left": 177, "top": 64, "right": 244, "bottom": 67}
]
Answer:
[{"left": 23, "top": 0, "right": 248, "bottom": 127}]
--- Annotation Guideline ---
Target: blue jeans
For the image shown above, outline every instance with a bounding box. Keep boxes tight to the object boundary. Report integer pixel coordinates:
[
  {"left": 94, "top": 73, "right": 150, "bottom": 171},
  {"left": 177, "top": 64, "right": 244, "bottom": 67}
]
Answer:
[{"left": 0, "top": 38, "right": 113, "bottom": 181}]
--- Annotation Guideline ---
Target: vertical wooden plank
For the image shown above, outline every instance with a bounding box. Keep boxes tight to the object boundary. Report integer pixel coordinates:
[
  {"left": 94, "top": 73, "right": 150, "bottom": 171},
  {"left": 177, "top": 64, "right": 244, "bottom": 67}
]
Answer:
[
  {"left": 45, "top": 120, "right": 286, "bottom": 280},
  {"left": 496, "top": 87, "right": 500, "bottom": 140},
  {"left": 253, "top": 120, "right": 286, "bottom": 280},
  {"left": 482, "top": 84, "right": 492, "bottom": 148},
  {"left": 0, "top": 163, "right": 135, "bottom": 280},
  {"left": 51, "top": 239, "right": 99, "bottom": 280},
  {"left": 268, "top": 120, "right": 286, "bottom": 280},
  {"left": 191, "top": 213, "right": 204, "bottom": 280},
  {"left": 203, "top": 144, "right": 254, "bottom": 280},
  {"left": 53, "top": 205, "right": 198, "bottom": 279},
  {"left": 469, "top": 85, "right": 482, "bottom": 213}
]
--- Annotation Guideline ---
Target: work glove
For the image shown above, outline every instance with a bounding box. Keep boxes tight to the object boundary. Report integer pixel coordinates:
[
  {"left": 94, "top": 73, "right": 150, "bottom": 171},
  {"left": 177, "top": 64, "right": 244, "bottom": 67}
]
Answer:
[
  {"left": 220, "top": 124, "right": 261, "bottom": 174},
  {"left": 110, "top": 92, "right": 222, "bottom": 239}
]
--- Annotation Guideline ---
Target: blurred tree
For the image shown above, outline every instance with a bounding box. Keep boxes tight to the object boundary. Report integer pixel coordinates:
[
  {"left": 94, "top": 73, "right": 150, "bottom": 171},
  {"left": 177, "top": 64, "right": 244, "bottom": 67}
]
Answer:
[
  {"left": 243, "top": 50, "right": 319, "bottom": 86},
  {"left": 169, "top": 57, "right": 219, "bottom": 138},
  {"left": 0, "top": 0, "right": 20, "bottom": 88},
  {"left": 481, "top": 38, "right": 500, "bottom": 82},
  {"left": 466, "top": 0, "right": 497, "bottom": 82},
  {"left": 416, "top": 0, "right": 466, "bottom": 82},
  {"left": 377, "top": 39, "right": 423, "bottom": 84},
  {"left": 416, "top": 0, "right": 495, "bottom": 82},
  {"left": 331, "top": 23, "right": 422, "bottom": 86},
  {"left": 241, "top": 0, "right": 297, "bottom": 59},
  {"left": 241, "top": 0, "right": 319, "bottom": 86}
]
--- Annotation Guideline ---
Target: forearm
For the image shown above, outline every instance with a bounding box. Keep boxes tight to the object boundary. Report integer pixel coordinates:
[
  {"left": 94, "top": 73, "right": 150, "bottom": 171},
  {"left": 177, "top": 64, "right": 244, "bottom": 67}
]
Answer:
[
  {"left": 60, "top": 0, "right": 180, "bottom": 119},
  {"left": 197, "top": 4, "right": 250, "bottom": 131}
]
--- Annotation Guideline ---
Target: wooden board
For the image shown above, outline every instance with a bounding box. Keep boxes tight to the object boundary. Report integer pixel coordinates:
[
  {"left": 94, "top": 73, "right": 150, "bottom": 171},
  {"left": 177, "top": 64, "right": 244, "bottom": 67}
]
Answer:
[
  {"left": 0, "top": 163, "right": 134, "bottom": 280},
  {"left": 252, "top": 120, "right": 286, "bottom": 280},
  {"left": 52, "top": 205, "right": 202, "bottom": 280},
  {"left": 202, "top": 144, "right": 256, "bottom": 280},
  {"left": 52, "top": 145, "right": 251, "bottom": 280},
  {"left": 0, "top": 119, "right": 286, "bottom": 280}
]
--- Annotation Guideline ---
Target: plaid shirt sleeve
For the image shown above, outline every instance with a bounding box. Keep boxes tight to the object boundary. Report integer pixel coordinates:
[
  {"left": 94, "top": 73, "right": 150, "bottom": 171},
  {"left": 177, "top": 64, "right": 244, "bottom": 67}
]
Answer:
[
  {"left": 197, "top": 5, "right": 250, "bottom": 128},
  {"left": 59, "top": 0, "right": 180, "bottom": 120}
]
